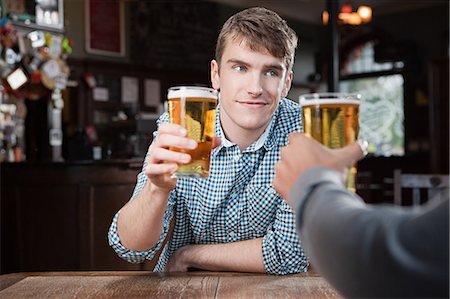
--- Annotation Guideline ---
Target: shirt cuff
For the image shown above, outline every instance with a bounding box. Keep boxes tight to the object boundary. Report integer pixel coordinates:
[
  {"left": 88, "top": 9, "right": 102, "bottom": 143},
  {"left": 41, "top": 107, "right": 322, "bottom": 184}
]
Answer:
[{"left": 108, "top": 212, "right": 152, "bottom": 263}]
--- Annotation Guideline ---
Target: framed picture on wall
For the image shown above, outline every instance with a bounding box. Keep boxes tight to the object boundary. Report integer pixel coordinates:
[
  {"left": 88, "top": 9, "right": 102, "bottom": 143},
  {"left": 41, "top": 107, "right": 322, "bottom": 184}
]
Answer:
[{"left": 85, "top": 0, "right": 125, "bottom": 56}]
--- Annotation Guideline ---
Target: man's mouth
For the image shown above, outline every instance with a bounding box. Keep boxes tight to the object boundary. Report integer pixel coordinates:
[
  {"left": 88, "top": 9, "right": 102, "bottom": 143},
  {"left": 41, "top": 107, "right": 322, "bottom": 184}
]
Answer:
[{"left": 237, "top": 101, "right": 267, "bottom": 108}]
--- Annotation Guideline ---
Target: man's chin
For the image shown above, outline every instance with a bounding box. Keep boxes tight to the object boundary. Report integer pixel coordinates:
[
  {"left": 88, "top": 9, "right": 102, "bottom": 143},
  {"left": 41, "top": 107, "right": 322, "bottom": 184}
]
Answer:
[{"left": 238, "top": 119, "right": 271, "bottom": 132}]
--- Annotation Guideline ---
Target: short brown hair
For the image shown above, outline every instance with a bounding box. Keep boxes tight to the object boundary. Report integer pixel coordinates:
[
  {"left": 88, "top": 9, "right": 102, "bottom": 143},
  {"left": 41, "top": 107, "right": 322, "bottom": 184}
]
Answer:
[{"left": 215, "top": 7, "right": 298, "bottom": 71}]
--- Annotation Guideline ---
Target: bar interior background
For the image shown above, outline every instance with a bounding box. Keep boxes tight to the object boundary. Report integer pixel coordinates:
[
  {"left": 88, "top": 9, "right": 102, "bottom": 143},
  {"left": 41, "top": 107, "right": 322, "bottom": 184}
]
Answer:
[{"left": 0, "top": 0, "right": 448, "bottom": 274}]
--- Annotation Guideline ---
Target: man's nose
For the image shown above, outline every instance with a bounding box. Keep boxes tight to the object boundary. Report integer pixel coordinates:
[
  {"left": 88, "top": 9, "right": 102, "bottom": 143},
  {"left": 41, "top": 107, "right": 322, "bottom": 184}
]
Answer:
[{"left": 247, "top": 73, "right": 263, "bottom": 97}]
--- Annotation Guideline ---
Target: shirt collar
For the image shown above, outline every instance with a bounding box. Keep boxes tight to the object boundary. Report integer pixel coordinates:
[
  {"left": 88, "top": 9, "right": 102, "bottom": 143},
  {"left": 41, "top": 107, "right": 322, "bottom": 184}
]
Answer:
[{"left": 213, "top": 100, "right": 282, "bottom": 155}]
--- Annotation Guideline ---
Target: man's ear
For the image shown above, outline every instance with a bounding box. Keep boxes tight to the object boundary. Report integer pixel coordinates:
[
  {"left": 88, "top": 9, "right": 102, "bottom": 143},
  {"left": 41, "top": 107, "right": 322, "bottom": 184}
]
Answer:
[
  {"left": 281, "top": 71, "right": 293, "bottom": 98},
  {"left": 211, "top": 59, "right": 220, "bottom": 90}
]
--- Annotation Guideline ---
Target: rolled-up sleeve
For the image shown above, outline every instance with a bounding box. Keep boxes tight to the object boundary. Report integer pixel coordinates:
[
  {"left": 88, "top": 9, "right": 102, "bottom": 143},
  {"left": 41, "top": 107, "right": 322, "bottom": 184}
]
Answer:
[
  {"left": 261, "top": 199, "right": 309, "bottom": 275},
  {"left": 107, "top": 191, "right": 176, "bottom": 263},
  {"left": 108, "top": 112, "right": 172, "bottom": 263}
]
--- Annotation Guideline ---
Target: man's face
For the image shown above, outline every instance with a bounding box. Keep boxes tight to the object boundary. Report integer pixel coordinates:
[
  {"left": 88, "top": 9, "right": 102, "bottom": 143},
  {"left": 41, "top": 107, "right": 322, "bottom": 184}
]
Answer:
[{"left": 211, "top": 39, "right": 292, "bottom": 138}]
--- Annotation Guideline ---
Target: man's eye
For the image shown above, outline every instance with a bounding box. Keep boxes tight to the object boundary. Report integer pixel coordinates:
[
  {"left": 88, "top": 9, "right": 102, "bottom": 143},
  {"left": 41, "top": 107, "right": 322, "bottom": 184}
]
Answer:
[
  {"left": 265, "top": 70, "right": 279, "bottom": 77},
  {"left": 233, "top": 65, "right": 246, "bottom": 72}
]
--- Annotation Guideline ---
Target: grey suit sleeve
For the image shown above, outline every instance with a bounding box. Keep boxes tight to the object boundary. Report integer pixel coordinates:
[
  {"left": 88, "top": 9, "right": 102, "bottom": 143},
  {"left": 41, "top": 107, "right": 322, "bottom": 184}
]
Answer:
[{"left": 291, "top": 167, "right": 449, "bottom": 298}]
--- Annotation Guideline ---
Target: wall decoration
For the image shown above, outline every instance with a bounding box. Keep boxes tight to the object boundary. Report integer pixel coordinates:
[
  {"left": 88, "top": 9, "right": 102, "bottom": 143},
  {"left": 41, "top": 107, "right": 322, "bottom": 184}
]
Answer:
[
  {"left": 35, "top": 0, "right": 64, "bottom": 30},
  {"left": 85, "top": 0, "right": 125, "bottom": 56}
]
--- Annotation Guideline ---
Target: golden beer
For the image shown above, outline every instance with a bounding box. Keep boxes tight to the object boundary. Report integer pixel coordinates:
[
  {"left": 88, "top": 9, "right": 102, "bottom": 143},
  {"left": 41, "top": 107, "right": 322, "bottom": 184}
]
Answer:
[
  {"left": 300, "top": 94, "right": 360, "bottom": 191},
  {"left": 167, "top": 86, "right": 218, "bottom": 178}
]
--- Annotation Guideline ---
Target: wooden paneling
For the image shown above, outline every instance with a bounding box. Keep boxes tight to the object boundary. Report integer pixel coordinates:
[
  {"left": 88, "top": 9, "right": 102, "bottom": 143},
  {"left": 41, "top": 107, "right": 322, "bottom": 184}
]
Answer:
[
  {"left": 0, "top": 162, "right": 152, "bottom": 274},
  {"left": 87, "top": 183, "right": 139, "bottom": 270},
  {"left": 17, "top": 184, "right": 79, "bottom": 271}
]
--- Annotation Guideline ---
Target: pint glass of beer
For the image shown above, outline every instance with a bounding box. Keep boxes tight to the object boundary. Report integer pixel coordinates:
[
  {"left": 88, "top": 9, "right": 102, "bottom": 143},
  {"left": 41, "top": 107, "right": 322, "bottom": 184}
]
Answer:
[
  {"left": 167, "top": 86, "right": 218, "bottom": 178},
  {"left": 299, "top": 93, "right": 360, "bottom": 191}
]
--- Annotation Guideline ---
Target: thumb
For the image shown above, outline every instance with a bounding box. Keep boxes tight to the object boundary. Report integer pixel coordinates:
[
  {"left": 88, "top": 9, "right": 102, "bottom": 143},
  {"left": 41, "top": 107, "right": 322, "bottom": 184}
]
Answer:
[{"left": 336, "top": 140, "right": 368, "bottom": 166}]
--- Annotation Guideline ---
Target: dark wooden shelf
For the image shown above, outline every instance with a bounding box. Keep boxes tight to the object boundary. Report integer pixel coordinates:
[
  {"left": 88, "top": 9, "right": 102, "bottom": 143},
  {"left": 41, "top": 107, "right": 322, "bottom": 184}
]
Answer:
[
  {"left": 11, "top": 20, "right": 65, "bottom": 34},
  {"left": 93, "top": 101, "right": 130, "bottom": 111},
  {"left": 95, "top": 119, "right": 136, "bottom": 129}
]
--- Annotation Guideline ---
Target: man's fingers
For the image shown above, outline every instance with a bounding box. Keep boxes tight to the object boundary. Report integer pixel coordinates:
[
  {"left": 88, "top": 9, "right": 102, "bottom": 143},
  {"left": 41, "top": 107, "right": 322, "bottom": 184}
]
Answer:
[
  {"left": 158, "top": 123, "right": 188, "bottom": 136},
  {"left": 145, "top": 163, "right": 177, "bottom": 176},
  {"left": 356, "top": 140, "right": 369, "bottom": 156},
  {"left": 336, "top": 141, "right": 367, "bottom": 166},
  {"left": 155, "top": 123, "right": 197, "bottom": 150},
  {"left": 150, "top": 147, "right": 191, "bottom": 165},
  {"left": 212, "top": 136, "right": 221, "bottom": 149},
  {"left": 156, "top": 134, "right": 197, "bottom": 150},
  {"left": 287, "top": 132, "right": 305, "bottom": 144}
]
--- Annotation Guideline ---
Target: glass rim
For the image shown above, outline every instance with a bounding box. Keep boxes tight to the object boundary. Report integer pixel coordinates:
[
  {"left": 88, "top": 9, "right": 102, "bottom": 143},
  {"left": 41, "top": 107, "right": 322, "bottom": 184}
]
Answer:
[
  {"left": 168, "top": 86, "right": 218, "bottom": 100},
  {"left": 299, "top": 92, "right": 361, "bottom": 100},
  {"left": 299, "top": 92, "right": 361, "bottom": 105}
]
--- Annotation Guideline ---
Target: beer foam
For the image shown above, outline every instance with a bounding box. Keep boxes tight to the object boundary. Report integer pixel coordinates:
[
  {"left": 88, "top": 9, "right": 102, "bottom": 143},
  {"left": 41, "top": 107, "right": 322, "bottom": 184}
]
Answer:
[
  {"left": 168, "top": 86, "right": 218, "bottom": 100},
  {"left": 299, "top": 98, "right": 360, "bottom": 106}
]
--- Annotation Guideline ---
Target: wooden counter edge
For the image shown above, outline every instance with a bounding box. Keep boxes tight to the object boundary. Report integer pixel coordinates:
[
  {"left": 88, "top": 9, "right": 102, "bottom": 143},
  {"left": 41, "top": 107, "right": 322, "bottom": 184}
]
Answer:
[{"left": 0, "top": 270, "right": 320, "bottom": 291}]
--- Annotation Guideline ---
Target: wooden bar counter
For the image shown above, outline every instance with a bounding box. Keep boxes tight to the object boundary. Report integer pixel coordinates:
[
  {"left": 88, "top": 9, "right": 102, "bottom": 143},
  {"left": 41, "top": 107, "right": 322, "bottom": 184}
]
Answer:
[{"left": 0, "top": 271, "right": 341, "bottom": 298}]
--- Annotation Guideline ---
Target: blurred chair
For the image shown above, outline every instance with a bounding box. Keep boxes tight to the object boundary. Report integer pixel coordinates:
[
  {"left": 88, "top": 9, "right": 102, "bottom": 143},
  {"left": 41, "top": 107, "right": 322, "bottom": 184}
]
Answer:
[{"left": 393, "top": 169, "right": 449, "bottom": 206}]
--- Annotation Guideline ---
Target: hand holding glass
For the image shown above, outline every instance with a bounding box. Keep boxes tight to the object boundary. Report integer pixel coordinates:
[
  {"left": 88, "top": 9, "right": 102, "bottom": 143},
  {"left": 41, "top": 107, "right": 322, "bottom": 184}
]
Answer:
[
  {"left": 299, "top": 93, "right": 360, "bottom": 191},
  {"left": 167, "top": 86, "right": 218, "bottom": 179}
]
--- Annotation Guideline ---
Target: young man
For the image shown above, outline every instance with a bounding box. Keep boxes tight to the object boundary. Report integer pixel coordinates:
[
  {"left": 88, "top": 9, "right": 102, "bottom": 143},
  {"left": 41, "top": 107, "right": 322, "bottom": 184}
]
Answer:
[
  {"left": 274, "top": 133, "right": 449, "bottom": 297},
  {"left": 108, "top": 7, "right": 308, "bottom": 275}
]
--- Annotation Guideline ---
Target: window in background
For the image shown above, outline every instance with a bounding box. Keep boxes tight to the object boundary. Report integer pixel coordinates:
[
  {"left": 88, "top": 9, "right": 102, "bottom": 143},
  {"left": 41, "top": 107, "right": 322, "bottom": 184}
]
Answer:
[
  {"left": 340, "top": 74, "right": 404, "bottom": 156},
  {"left": 342, "top": 41, "right": 404, "bottom": 75},
  {"left": 340, "top": 41, "right": 405, "bottom": 157}
]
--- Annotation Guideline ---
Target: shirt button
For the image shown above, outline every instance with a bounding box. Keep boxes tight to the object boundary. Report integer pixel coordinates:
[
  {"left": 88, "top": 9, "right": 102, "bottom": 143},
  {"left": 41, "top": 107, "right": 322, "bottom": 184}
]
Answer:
[
  {"left": 234, "top": 155, "right": 239, "bottom": 162},
  {"left": 228, "top": 231, "right": 236, "bottom": 239}
]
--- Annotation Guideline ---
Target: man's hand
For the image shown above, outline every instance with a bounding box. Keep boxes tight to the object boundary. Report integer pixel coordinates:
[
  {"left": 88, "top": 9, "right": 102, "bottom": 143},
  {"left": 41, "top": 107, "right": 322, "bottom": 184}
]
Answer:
[
  {"left": 145, "top": 123, "right": 198, "bottom": 191},
  {"left": 274, "top": 133, "right": 366, "bottom": 204},
  {"left": 164, "top": 245, "right": 191, "bottom": 272},
  {"left": 145, "top": 124, "right": 221, "bottom": 192}
]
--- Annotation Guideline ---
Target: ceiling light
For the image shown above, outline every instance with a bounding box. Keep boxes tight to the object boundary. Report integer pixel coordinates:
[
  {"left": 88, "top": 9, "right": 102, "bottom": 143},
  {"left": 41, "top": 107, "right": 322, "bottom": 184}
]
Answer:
[{"left": 322, "top": 3, "right": 372, "bottom": 26}]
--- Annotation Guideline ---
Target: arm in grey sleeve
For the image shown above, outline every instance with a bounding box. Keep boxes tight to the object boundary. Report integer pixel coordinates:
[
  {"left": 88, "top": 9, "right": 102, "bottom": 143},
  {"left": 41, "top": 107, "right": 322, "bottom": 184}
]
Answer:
[{"left": 291, "top": 167, "right": 449, "bottom": 298}]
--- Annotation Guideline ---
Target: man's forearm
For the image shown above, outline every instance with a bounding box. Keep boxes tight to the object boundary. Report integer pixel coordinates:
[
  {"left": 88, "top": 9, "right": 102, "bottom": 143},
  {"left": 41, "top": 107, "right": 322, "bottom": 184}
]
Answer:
[
  {"left": 117, "top": 181, "right": 170, "bottom": 251},
  {"left": 180, "top": 238, "right": 265, "bottom": 273}
]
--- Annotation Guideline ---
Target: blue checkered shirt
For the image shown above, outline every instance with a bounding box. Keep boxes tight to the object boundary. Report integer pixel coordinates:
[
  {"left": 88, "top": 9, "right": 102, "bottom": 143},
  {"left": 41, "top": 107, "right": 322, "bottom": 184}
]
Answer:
[{"left": 108, "top": 98, "right": 309, "bottom": 275}]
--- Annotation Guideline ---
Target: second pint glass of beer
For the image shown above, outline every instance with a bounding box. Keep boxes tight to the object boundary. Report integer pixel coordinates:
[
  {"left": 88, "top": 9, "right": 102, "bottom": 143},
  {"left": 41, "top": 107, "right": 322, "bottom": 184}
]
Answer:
[
  {"left": 167, "top": 86, "right": 218, "bottom": 179},
  {"left": 299, "top": 93, "right": 360, "bottom": 191}
]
